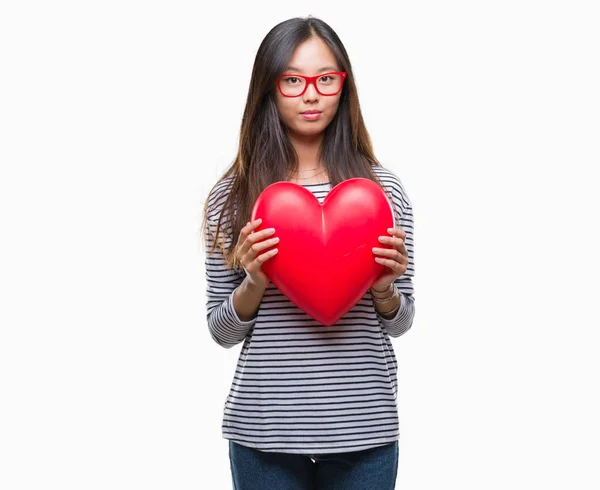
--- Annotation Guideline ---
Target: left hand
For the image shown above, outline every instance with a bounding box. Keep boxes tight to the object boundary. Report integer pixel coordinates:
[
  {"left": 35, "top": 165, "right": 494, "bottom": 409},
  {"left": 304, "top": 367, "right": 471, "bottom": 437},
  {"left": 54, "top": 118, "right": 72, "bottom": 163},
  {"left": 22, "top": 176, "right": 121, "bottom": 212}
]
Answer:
[{"left": 371, "top": 227, "right": 409, "bottom": 291}]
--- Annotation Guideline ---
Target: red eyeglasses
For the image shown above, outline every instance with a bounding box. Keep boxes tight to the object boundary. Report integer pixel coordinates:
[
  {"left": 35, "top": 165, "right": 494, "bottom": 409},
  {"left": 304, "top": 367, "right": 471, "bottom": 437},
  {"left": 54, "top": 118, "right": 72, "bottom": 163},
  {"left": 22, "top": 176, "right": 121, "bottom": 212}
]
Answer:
[{"left": 277, "top": 71, "right": 347, "bottom": 97}]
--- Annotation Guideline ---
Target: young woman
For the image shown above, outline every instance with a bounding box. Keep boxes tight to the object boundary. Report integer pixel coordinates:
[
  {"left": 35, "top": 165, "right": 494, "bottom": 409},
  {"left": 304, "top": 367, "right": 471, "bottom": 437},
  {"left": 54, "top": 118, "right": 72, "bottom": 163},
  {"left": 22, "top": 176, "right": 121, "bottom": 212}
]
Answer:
[{"left": 202, "top": 16, "right": 415, "bottom": 490}]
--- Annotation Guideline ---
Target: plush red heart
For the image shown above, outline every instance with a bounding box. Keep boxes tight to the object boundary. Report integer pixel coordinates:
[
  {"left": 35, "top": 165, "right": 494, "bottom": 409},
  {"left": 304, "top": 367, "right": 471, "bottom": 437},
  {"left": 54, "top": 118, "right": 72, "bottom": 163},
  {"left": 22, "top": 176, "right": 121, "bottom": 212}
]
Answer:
[{"left": 250, "top": 178, "right": 395, "bottom": 326}]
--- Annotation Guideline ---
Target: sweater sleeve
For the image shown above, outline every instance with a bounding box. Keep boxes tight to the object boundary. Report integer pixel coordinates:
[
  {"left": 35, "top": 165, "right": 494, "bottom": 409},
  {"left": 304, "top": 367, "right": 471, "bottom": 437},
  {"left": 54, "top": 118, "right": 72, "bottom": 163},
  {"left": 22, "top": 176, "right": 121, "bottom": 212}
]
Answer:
[
  {"left": 376, "top": 177, "right": 416, "bottom": 337},
  {"left": 204, "top": 217, "right": 257, "bottom": 348}
]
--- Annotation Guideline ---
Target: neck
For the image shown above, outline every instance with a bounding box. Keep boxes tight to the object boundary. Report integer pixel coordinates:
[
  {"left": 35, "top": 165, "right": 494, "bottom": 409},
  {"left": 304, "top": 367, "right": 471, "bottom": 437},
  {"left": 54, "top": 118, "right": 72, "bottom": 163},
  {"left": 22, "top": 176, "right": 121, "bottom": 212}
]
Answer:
[{"left": 288, "top": 129, "right": 324, "bottom": 171}]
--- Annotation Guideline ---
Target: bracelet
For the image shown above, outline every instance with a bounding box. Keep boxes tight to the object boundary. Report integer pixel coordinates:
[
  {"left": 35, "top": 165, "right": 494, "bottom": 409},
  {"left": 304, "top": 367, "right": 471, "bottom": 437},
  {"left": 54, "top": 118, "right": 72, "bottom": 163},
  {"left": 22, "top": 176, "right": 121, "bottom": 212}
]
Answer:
[
  {"left": 371, "top": 284, "right": 399, "bottom": 304},
  {"left": 371, "top": 282, "right": 394, "bottom": 293}
]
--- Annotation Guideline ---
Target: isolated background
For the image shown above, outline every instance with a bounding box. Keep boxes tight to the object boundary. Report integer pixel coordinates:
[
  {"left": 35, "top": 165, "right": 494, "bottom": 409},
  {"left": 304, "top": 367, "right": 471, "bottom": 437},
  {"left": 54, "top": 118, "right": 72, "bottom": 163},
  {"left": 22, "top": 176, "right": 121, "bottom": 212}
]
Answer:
[{"left": 1, "top": 1, "right": 599, "bottom": 488}]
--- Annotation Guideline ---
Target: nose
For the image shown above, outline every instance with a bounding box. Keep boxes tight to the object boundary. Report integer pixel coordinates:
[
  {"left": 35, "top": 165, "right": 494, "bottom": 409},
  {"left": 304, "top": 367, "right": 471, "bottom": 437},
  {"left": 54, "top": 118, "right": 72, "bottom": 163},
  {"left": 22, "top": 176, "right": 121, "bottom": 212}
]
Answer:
[{"left": 303, "top": 80, "right": 320, "bottom": 100}]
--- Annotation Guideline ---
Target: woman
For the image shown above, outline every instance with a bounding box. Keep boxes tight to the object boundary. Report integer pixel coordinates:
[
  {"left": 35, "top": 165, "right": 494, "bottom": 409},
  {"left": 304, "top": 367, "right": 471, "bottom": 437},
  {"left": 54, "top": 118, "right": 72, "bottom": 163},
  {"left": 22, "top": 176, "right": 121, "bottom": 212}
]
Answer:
[{"left": 202, "top": 16, "right": 415, "bottom": 490}]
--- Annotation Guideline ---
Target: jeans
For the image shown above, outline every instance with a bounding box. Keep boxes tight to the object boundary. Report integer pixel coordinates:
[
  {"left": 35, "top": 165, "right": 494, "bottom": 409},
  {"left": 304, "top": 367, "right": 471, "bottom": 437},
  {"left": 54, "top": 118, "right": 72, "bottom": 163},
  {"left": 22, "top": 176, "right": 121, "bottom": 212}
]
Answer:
[{"left": 229, "top": 440, "right": 399, "bottom": 490}]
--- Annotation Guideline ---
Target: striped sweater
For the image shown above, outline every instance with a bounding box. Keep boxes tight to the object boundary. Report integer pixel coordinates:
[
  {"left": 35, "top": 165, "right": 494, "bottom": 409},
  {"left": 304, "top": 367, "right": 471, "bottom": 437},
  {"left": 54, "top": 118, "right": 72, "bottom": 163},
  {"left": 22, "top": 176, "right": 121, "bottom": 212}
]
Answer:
[{"left": 204, "top": 165, "right": 415, "bottom": 455}]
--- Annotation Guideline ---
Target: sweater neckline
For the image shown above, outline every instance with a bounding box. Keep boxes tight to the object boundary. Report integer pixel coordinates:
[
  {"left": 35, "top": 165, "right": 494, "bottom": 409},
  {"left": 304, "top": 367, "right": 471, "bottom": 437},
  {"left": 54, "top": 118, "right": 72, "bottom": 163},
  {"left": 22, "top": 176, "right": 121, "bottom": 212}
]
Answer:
[{"left": 298, "top": 181, "right": 331, "bottom": 187}]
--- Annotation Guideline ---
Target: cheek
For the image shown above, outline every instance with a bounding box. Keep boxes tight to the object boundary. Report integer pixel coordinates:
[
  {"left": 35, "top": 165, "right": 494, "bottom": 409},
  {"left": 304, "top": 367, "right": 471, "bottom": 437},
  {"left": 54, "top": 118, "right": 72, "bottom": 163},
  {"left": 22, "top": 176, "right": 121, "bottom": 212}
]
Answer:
[
  {"left": 275, "top": 99, "right": 297, "bottom": 123},
  {"left": 324, "top": 97, "right": 341, "bottom": 116}
]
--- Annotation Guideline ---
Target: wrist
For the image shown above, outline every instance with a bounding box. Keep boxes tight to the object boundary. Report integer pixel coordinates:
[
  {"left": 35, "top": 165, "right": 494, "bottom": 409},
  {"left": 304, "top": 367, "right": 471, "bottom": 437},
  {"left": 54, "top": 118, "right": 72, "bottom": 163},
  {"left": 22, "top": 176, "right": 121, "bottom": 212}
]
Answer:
[
  {"left": 244, "top": 276, "right": 268, "bottom": 294},
  {"left": 371, "top": 283, "right": 394, "bottom": 299},
  {"left": 371, "top": 283, "right": 396, "bottom": 300},
  {"left": 373, "top": 287, "right": 401, "bottom": 316},
  {"left": 371, "top": 283, "right": 392, "bottom": 294}
]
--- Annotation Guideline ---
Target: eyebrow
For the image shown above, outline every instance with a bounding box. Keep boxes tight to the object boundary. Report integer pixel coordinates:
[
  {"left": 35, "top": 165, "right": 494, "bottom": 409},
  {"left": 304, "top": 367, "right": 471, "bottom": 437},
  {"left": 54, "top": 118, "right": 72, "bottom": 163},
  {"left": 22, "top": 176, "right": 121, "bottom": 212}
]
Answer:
[{"left": 284, "top": 65, "right": 339, "bottom": 73}]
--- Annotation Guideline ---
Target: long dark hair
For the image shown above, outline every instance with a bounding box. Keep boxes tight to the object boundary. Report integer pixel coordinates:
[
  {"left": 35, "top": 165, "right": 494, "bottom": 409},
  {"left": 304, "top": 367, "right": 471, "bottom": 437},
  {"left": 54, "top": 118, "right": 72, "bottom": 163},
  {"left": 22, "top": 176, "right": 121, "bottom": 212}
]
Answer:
[{"left": 202, "top": 16, "right": 387, "bottom": 269}]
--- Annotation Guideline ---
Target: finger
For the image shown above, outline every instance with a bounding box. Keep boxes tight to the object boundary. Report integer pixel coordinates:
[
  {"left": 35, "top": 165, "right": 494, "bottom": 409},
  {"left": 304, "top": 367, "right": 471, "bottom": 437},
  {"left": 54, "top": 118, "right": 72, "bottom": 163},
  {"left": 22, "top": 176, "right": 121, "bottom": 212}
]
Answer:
[
  {"left": 255, "top": 247, "right": 279, "bottom": 264},
  {"left": 236, "top": 220, "right": 262, "bottom": 266},
  {"left": 247, "top": 227, "right": 276, "bottom": 245},
  {"left": 245, "top": 236, "right": 280, "bottom": 261},
  {"left": 241, "top": 228, "right": 276, "bottom": 256},
  {"left": 244, "top": 246, "right": 279, "bottom": 274},
  {"left": 237, "top": 219, "right": 259, "bottom": 245},
  {"left": 378, "top": 236, "right": 404, "bottom": 249},
  {"left": 392, "top": 238, "right": 408, "bottom": 258},
  {"left": 248, "top": 218, "right": 263, "bottom": 232},
  {"left": 239, "top": 223, "right": 275, "bottom": 255},
  {"left": 374, "top": 256, "right": 404, "bottom": 274},
  {"left": 400, "top": 246, "right": 408, "bottom": 259},
  {"left": 372, "top": 247, "right": 405, "bottom": 264},
  {"left": 380, "top": 236, "right": 408, "bottom": 259},
  {"left": 387, "top": 227, "right": 407, "bottom": 240},
  {"left": 374, "top": 251, "right": 407, "bottom": 269}
]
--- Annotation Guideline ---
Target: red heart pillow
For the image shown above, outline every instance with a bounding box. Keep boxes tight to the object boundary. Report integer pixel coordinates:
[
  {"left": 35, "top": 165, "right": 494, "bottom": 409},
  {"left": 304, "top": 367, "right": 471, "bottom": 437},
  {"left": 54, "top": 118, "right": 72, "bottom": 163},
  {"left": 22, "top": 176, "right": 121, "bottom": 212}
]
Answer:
[{"left": 250, "top": 178, "right": 395, "bottom": 326}]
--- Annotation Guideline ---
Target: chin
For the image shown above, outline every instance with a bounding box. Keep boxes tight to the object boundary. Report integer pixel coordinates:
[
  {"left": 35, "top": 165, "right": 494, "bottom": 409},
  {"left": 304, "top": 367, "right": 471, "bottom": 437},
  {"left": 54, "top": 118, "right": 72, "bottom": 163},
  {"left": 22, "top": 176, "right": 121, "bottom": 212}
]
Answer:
[
  {"left": 296, "top": 117, "right": 329, "bottom": 130},
  {"left": 295, "top": 125, "right": 325, "bottom": 137}
]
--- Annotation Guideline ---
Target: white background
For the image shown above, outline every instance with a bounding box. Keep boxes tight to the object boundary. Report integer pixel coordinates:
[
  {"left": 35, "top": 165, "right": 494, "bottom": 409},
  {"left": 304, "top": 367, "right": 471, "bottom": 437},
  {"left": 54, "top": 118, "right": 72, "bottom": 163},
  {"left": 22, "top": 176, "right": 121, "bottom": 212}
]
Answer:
[{"left": 1, "top": 1, "right": 599, "bottom": 488}]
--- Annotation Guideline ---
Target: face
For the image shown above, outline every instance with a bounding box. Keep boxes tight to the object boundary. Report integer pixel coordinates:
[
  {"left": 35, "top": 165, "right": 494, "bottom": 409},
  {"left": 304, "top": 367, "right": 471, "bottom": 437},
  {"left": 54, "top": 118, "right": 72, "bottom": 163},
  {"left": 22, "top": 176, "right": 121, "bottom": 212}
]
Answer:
[{"left": 274, "top": 37, "right": 343, "bottom": 138}]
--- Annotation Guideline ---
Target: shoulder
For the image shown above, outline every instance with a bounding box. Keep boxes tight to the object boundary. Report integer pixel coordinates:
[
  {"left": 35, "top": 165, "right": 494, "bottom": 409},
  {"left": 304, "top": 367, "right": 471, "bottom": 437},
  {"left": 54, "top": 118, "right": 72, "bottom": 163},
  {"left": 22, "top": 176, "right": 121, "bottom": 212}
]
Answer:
[
  {"left": 205, "top": 176, "right": 235, "bottom": 223},
  {"left": 371, "top": 164, "right": 412, "bottom": 214}
]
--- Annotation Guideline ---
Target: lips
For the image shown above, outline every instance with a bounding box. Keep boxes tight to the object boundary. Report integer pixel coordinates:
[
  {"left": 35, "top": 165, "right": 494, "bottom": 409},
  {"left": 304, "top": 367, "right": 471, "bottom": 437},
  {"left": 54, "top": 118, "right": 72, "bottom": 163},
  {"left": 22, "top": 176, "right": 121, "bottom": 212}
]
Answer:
[{"left": 301, "top": 110, "right": 322, "bottom": 114}]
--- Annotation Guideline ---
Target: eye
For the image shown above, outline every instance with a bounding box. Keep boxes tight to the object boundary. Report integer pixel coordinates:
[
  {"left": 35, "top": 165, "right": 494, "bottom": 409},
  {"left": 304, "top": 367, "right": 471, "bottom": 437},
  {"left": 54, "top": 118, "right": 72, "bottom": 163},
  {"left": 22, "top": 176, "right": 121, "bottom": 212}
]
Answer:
[
  {"left": 283, "top": 77, "right": 300, "bottom": 84},
  {"left": 319, "top": 75, "right": 332, "bottom": 83}
]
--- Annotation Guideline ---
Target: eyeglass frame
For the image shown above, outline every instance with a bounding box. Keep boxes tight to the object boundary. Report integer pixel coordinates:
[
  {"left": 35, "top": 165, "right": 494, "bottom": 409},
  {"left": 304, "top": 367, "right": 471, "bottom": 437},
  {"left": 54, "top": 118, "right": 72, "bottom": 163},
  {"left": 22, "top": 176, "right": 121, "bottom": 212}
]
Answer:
[{"left": 277, "top": 71, "right": 347, "bottom": 98}]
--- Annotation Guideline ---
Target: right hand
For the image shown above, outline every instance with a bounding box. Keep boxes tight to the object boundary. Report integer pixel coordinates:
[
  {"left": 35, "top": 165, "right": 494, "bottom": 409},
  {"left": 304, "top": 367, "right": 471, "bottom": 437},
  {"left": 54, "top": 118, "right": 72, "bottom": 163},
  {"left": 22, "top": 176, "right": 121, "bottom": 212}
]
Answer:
[{"left": 235, "top": 218, "right": 279, "bottom": 289}]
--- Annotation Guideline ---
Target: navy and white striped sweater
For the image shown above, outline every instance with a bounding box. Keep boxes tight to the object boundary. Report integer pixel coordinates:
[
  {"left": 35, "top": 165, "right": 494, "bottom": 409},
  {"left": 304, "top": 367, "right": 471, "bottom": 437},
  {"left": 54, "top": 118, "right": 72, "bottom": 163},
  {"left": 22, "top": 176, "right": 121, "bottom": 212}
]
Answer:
[{"left": 204, "top": 165, "right": 415, "bottom": 455}]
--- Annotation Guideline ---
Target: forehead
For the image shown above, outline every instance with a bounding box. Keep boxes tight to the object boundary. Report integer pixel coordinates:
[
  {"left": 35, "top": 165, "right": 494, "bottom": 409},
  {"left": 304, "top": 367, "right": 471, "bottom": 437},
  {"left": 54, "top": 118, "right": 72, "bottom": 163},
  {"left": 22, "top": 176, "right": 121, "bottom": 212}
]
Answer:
[{"left": 285, "top": 37, "right": 339, "bottom": 74}]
